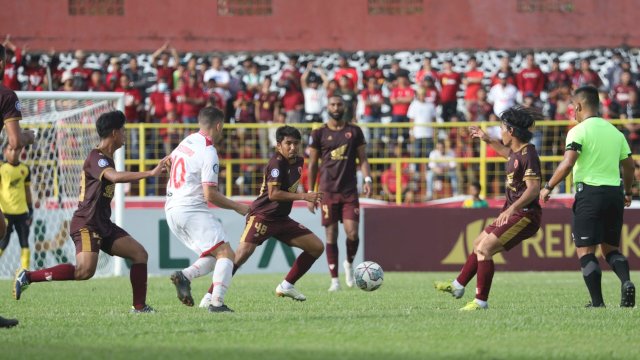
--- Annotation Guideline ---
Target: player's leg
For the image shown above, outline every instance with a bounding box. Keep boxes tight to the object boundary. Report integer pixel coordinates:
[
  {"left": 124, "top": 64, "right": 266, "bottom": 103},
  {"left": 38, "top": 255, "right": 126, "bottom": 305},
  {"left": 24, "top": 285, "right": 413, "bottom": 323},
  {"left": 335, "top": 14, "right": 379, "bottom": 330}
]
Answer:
[
  {"left": 342, "top": 196, "right": 361, "bottom": 288},
  {"left": 109, "top": 235, "right": 153, "bottom": 312},
  {"left": 276, "top": 232, "right": 324, "bottom": 301},
  {"left": 207, "top": 243, "right": 235, "bottom": 312},
  {"left": 325, "top": 222, "right": 341, "bottom": 291},
  {"left": 201, "top": 241, "right": 256, "bottom": 308},
  {"left": 459, "top": 233, "right": 504, "bottom": 310},
  {"left": 0, "top": 209, "right": 7, "bottom": 239},
  {"left": 435, "top": 231, "right": 488, "bottom": 299},
  {"left": 0, "top": 215, "right": 14, "bottom": 258},
  {"left": 15, "top": 214, "right": 31, "bottom": 270}
]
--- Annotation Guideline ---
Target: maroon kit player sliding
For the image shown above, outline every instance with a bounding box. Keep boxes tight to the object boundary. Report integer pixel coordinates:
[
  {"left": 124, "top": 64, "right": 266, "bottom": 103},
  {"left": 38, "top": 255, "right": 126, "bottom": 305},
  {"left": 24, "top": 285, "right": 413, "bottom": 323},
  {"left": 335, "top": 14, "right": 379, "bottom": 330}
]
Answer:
[
  {"left": 13, "top": 110, "right": 169, "bottom": 313},
  {"left": 435, "top": 106, "right": 542, "bottom": 310},
  {"left": 233, "top": 125, "right": 324, "bottom": 301},
  {"left": 307, "top": 95, "right": 373, "bottom": 292}
]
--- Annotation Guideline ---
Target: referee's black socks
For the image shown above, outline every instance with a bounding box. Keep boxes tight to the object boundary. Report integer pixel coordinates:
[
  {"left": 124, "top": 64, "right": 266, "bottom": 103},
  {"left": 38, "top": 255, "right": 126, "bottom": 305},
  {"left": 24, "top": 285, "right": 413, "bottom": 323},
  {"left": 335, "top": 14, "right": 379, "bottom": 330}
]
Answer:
[
  {"left": 580, "top": 254, "right": 604, "bottom": 307},
  {"left": 605, "top": 250, "right": 631, "bottom": 284}
]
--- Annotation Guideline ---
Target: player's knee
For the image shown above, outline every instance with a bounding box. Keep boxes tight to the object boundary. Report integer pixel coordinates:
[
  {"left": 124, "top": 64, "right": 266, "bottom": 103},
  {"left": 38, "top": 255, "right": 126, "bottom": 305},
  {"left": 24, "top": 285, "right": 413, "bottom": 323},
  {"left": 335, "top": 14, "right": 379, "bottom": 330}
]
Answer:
[
  {"left": 310, "top": 239, "right": 325, "bottom": 258},
  {"left": 131, "top": 247, "right": 148, "bottom": 264},
  {"left": 346, "top": 230, "right": 358, "bottom": 241}
]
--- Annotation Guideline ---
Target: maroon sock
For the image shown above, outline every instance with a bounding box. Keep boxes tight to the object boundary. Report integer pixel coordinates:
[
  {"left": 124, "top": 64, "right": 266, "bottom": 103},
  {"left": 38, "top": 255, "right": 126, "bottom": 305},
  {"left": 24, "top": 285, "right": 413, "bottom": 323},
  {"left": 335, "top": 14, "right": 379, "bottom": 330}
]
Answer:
[
  {"left": 207, "top": 283, "right": 214, "bottom": 294},
  {"left": 456, "top": 253, "right": 478, "bottom": 286},
  {"left": 130, "top": 263, "right": 148, "bottom": 310},
  {"left": 326, "top": 243, "right": 339, "bottom": 278},
  {"left": 346, "top": 238, "right": 359, "bottom": 264},
  {"left": 285, "top": 252, "right": 317, "bottom": 285},
  {"left": 27, "top": 264, "right": 76, "bottom": 282},
  {"left": 476, "top": 260, "right": 495, "bottom": 302}
]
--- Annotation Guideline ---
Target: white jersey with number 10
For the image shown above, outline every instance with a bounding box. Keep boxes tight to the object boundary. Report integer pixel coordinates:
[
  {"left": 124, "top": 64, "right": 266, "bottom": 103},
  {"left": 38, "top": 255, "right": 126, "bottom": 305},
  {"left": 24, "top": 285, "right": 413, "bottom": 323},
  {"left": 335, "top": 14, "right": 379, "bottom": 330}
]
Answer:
[{"left": 165, "top": 131, "right": 219, "bottom": 210}]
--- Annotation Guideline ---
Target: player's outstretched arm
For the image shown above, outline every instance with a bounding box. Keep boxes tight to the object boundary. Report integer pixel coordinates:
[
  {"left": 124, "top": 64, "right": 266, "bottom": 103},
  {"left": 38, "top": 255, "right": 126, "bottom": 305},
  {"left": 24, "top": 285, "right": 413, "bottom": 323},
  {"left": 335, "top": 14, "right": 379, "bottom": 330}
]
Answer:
[
  {"left": 203, "top": 185, "right": 250, "bottom": 215},
  {"left": 469, "top": 126, "right": 510, "bottom": 159},
  {"left": 102, "top": 156, "right": 169, "bottom": 183},
  {"left": 268, "top": 183, "right": 322, "bottom": 204}
]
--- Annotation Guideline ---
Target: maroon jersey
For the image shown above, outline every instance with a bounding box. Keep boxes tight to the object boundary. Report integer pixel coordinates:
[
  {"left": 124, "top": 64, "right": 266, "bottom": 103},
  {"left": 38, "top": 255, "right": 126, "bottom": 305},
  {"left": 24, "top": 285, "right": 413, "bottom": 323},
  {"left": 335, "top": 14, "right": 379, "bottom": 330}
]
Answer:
[
  {"left": 70, "top": 149, "right": 116, "bottom": 235},
  {"left": 255, "top": 91, "right": 279, "bottom": 122},
  {"left": 504, "top": 144, "right": 541, "bottom": 211},
  {"left": 310, "top": 124, "right": 365, "bottom": 194},
  {"left": 250, "top": 153, "right": 304, "bottom": 218},
  {"left": 0, "top": 84, "right": 22, "bottom": 132}
]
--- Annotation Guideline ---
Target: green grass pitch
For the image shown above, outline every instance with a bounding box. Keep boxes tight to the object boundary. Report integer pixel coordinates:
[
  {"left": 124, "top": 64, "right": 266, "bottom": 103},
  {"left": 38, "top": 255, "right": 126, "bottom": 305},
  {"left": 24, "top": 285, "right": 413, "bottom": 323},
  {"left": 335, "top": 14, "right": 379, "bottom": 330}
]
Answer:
[{"left": 1, "top": 271, "right": 638, "bottom": 359}]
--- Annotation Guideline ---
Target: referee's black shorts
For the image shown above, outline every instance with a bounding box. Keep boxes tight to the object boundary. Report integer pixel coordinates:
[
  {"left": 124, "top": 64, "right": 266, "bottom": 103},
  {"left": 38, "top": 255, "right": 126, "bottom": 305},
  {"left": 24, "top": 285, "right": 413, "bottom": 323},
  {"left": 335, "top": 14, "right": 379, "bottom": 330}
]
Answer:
[{"left": 572, "top": 183, "right": 624, "bottom": 248}]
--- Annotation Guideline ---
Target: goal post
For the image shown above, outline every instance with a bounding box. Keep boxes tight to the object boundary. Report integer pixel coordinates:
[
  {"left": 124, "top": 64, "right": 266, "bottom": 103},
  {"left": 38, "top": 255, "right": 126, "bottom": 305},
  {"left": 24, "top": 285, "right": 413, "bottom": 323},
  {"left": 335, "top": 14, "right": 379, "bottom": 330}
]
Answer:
[{"left": 0, "top": 91, "right": 126, "bottom": 278}]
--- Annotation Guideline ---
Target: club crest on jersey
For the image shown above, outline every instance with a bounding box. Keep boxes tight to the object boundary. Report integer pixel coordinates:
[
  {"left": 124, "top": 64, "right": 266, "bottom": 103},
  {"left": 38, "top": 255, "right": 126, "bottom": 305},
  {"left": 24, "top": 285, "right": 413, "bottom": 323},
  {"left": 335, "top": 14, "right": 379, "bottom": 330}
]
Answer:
[
  {"left": 514, "top": 159, "right": 519, "bottom": 169},
  {"left": 328, "top": 135, "right": 333, "bottom": 141},
  {"left": 271, "top": 168, "right": 280, "bottom": 178},
  {"left": 15, "top": 100, "right": 22, "bottom": 112},
  {"left": 98, "top": 158, "right": 109, "bottom": 168},
  {"left": 213, "top": 164, "right": 219, "bottom": 174},
  {"left": 345, "top": 132, "right": 352, "bottom": 139}
]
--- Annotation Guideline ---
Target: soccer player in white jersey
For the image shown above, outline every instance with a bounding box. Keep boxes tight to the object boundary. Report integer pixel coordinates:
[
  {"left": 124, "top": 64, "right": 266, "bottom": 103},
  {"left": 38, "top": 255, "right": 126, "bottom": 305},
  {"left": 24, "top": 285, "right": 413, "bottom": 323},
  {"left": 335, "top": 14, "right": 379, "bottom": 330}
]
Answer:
[{"left": 165, "top": 106, "right": 249, "bottom": 313}]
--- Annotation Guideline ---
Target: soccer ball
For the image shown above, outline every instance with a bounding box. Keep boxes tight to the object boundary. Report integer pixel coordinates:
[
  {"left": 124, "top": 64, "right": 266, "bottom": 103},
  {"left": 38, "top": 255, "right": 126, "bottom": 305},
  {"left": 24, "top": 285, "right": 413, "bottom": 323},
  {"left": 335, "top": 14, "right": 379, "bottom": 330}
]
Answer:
[{"left": 354, "top": 261, "right": 384, "bottom": 291}]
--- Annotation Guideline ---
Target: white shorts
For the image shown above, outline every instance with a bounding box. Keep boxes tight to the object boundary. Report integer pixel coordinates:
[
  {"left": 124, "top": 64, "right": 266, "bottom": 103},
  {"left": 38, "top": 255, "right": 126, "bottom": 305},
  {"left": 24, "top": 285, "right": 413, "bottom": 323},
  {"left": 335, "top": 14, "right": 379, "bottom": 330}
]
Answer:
[{"left": 165, "top": 206, "right": 227, "bottom": 257}]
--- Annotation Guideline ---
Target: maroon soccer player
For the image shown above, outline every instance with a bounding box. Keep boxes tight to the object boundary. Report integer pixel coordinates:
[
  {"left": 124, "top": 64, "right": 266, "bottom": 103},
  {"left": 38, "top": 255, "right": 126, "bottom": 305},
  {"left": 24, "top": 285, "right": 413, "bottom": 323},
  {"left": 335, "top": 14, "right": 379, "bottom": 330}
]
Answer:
[
  {"left": 307, "top": 95, "right": 373, "bottom": 292},
  {"left": 435, "top": 106, "right": 542, "bottom": 310},
  {"left": 233, "top": 126, "right": 324, "bottom": 301},
  {"left": 0, "top": 43, "right": 35, "bottom": 329},
  {"left": 13, "top": 110, "right": 169, "bottom": 313}
]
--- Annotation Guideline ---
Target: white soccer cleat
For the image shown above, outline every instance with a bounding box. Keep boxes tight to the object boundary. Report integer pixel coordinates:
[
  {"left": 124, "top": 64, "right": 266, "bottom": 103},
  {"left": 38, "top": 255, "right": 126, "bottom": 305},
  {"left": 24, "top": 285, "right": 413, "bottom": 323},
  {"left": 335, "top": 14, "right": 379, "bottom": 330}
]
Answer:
[
  {"left": 343, "top": 260, "right": 355, "bottom": 288},
  {"left": 199, "top": 293, "right": 212, "bottom": 308},
  {"left": 276, "top": 284, "right": 306, "bottom": 301},
  {"left": 328, "top": 282, "right": 341, "bottom": 292}
]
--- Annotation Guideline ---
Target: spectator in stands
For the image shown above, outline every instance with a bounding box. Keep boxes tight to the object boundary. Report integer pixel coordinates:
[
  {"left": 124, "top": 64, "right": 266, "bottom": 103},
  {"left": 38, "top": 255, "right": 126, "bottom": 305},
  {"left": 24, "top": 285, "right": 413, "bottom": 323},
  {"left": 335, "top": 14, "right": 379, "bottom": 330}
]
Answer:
[
  {"left": 389, "top": 74, "right": 414, "bottom": 143},
  {"left": 1, "top": 35, "right": 22, "bottom": 90},
  {"left": 59, "top": 71, "right": 74, "bottom": 92},
  {"left": 438, "top": 59, "right": 461, "bottom": 121},
  {"left": 242, "top": 61, "right": 264, "bottom": 93},
  {"left": 87, "top": 69, "right": 108, "bottom": 92},
  {"left": 159, "top": 109, "right": 182, "bottom": 158},
  {"left": 360, "top": 77, "right": 385, "bottom": 143},
  {"left": 467, "top": 87, "right": 493, "bottom": 122},
  {"left": 301, "top": 62, "right": 328, "bottom": 123},
  {"left": 575, "top": 58, "right": 602, "bottom": 88},
  {"left": 422, "top": 75, "right": 440, "bottom": 106},
  {"left": 280, "top": 75, "right": 304, "bottom": 123},
  {"left": 106, "top": 57, "right": 122, "bottom": 91},
  {"left": 24, "top": 55, "right": 46, "bottom": 91},
  {"left": 386, "top": 59, "right": 410, "bottom": 86},
  {"left": 334, "top": 75, "right": 357, "bottom": 122},
  {"left": 605, "top": 51, "right": 625, "bottom": 90},
  {"left": 178, "top": 74, "right": 207, "bottom": 125},
  {"left": 150, "top": 41, "right": 179, "bottom": 89},
  {"left": 70, "top": 50, "right": 92, "bottom": 91},
  {"left": 490, "top": 54, "right": 515, "bottom": 86},
  {"left": 462, "top": 181, "right": 488, "bottom": 208},
  {"left": 516, "top": 53, "right": 545, "bottom": 99},
  {"left": 380, "top": 162, "right": 413, "bottom": 203},
  {"left": 363, "top": 55, "right": 384, "bottom": 87},
  {"left": 408, "top": 88, "right": 436, "bottom": 159},
  {"left": 182, "top": 56, "right": 201, "bottom": 84},
  {"left": 115, "top": 73, "right": 143, "bottom": 159},
  {"left": 279, "top": 54, "right": 301, "bottom": 90},
  {"left": 416, "top": 56, "right": 439, "bottom": 88},
  {"left": 233, "top": 87, "right": 256, "bottom": 124},
  {"left": 203, "top": 56, "right": 230, "bottom": 90},
  {"left": 612, "top": 71, "right": 637, "bottom": 110},
  {"left": 599, "top": 88, "right": 618, "bottom": 119},
  {"left": 333, "top": 54, "right": 358, "bottom": 90},
  {"left": 125, "top": 57, "right": 150, "bottom": 99},
  {"left": 488, "top": 72, "right": 518, "bottom": 117},
  {"left": 147, "top": 78, "right": 175, "bottom": 123},
  {"left": 463, "top": 56, "right": 484, "bottom": 104},
  {"left": 426, "top": 141, "right": 459, "bottom": 200},
  {"left": 203, "top": 78, "right": 226, "bottom": 110},
  {"left": 255, "top": 77, "right": 280, "bottom": 158},
  {"left": 545, "top": 58, "right": 570, "bottom": 118}
]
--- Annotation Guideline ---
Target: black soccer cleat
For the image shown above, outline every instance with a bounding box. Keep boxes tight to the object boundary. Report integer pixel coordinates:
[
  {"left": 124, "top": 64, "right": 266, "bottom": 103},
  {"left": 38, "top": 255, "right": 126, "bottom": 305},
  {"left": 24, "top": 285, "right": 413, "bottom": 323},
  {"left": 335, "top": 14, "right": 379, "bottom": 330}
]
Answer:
[
  {"left": 170, "top": 271, "right": 194, "bottom": 307},
  {"left": 621, "top": 281, "right": 635, "bottom": 308},
  {"left": 0, "top": 316, "right": 19, "bottom": 328},
  {"left": 208, "top": 304, "right": 234, "bottom": 313}
]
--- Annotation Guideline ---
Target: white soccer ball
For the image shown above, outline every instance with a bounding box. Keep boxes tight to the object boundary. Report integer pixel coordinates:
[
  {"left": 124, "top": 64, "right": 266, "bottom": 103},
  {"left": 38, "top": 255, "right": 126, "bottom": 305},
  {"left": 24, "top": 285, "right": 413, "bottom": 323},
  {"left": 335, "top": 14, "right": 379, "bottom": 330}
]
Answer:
[{"left": 354, "top": 261, "right": 384, "bottom": 291}]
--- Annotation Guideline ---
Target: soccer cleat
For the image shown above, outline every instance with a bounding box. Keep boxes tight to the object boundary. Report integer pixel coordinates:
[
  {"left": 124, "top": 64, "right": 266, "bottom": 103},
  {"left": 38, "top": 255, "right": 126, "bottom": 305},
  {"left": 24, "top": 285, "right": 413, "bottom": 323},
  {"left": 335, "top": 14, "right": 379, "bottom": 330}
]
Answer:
[
  {"left": 13, "top": 269, "right": 29, "bottom": 300},
  {"left": 0, "top": 316, "right": 19, "bottom": 328},
  {"left": 170, "top": 271, "right": 194, "bottom": 307},
  {"left": 208, "top": 304, "right": 234, "bottom": 313},
  {"left": 585, "top": 302, "right": 606, "bottom": 308},
  {"left": 459, "top": 300, "right": 488, "bottom": 311},
  {"left": 434, "top": 280, "right": 465, "bottom": 299},
  {"left": 199, "top": 293, "right": 212, "bottom": 308},
  {"left": 276, "top": 284, "right": 306, "bottom": 301},
  {"left": 620, "top": 281, "right": 635, "bottom": 308},
  {"left": 130, "top": 305, "right": 157, "bottom": 313},
  {"left": 328, "top": 282, "right": 341, "bottom": 292},
  {"left": 343, "top": 260, "right": 355, "bottom": 288}
]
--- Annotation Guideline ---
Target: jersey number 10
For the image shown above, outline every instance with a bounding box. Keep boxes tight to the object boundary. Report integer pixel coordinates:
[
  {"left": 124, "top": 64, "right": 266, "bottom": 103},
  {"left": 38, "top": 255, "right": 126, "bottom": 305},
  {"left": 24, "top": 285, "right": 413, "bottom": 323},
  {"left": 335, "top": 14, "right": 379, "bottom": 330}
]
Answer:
[{"left": 168, "top": 156, "right": 186, "bottom": 189}]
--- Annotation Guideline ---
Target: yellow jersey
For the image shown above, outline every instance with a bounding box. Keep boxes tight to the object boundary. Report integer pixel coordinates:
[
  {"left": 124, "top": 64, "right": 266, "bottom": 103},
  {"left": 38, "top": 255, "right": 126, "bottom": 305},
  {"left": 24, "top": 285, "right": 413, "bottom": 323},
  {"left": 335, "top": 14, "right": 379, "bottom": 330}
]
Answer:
[{"left": 0, "top": 162, "right": 31, "bottom": 215}]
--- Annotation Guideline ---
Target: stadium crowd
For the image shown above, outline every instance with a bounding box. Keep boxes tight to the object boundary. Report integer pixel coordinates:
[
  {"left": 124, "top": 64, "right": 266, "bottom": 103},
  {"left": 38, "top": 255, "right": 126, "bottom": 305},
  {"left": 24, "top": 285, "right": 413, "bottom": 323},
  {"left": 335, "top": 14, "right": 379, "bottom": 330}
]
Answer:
[{"left": 4, "top": 36, "right": 640, "bottom": 200}]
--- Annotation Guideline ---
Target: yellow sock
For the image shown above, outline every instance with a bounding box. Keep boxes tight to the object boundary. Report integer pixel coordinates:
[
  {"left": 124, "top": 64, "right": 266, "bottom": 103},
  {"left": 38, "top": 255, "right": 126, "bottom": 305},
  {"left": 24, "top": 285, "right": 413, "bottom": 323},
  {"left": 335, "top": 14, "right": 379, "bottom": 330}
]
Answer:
[{"left": 20, "top": 248, "right": 30, "bottom": 270}]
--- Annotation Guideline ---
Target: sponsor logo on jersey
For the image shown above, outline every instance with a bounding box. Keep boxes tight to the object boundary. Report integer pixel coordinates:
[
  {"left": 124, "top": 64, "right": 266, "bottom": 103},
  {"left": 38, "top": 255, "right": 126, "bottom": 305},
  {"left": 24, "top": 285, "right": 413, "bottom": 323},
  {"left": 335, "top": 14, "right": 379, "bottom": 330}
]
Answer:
[
  {"left": 15, "top": 100, "right": 22, "bottom": 112},
  {"left": 98, "top": 159, "right": 109, "bottom": 168}
]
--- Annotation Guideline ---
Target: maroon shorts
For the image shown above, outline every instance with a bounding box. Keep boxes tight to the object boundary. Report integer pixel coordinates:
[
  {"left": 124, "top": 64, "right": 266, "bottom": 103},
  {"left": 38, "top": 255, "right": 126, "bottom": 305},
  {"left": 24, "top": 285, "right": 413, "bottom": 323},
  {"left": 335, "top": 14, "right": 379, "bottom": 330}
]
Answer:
[
  {"left": 240, "top": 215, "right": 312, "bottom": 246},
  {"left": 71, "top": 224, "right": 130, "bottom": 255},
  {"left": 484, "top": 209, "right": 541, "bottom": 251},
  {"left": 320, "top": 192, "right": 360, "bottom": 226}
]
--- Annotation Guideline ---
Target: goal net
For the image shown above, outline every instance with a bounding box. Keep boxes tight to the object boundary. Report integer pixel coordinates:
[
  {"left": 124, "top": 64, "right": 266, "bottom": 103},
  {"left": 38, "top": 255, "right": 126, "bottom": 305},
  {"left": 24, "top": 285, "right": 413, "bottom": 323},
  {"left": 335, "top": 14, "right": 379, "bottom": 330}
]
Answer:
[{"left": 0, "top": 92, "right": 125, "bottom": 279}]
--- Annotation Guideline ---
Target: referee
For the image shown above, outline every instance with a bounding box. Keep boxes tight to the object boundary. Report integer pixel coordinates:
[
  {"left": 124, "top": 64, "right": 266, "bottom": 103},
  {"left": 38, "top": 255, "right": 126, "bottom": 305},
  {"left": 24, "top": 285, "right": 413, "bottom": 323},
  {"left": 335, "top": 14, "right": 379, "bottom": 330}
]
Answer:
[{"left": 541, "top": 85, "right": 635, "bottom": 308}]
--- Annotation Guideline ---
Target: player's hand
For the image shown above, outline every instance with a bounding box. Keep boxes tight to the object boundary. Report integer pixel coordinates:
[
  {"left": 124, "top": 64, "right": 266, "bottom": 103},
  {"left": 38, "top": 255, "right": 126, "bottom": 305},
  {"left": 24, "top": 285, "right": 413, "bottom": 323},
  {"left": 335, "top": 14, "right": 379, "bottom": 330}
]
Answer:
[
  {"left": 469, "top": 126, "right": 489, "bottom": 142},
  {"left": 624, "top": 194, "right": 632, "bottom": 207},
  {"left": 150, "top": 156, "right": 170, "bottom": 176},
  {"left": 304, "top": 191, "right": 322, "bottom": 208},
  {"left": 21, "top": 130, "right": 35, "bottom": 145},
  {"left": 540, "top": 188, "right": 551, "bottom": 203},
  {"left": 363, "top": 182, "right": 372, "bottom": 197},
  {"left": 495, "top": 206, "right": 515, "bottom": 227},
  {"left": 236, "top": 203, "right": 250, "bottom": 216}
]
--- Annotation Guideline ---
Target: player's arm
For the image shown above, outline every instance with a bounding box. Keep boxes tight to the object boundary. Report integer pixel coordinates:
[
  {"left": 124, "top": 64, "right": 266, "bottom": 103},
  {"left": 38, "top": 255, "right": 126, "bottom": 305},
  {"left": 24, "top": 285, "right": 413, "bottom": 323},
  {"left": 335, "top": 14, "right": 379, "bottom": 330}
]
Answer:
[
  {"left": 150, "top": 41, "right": 168, "bottom": 63},
  {"left": 469, "top": 126, "right": 510, "bottom": 159},
  {"left": 268, "top": 182, "right": 321, "bottom": 204},
  {"left": 357, "top": 144, "right": 373, "bottom": 197},
  {"left": 203, "top": 185, "right": 249, "bottom": 215},
  {"left": 102, "top": 156, "right": 169, "bottom": 183},
  {"left": 620, "top": 155, "right": 635, "bottom": 207},
  {"left": 496, "top": 178, "right": 540, "bottom": 226},
  {"left": 307, "top": 147, "right": 320, "bottom": 193},
  {"left": 540, "top": 149, "right": 578, "bottom": 203},
  {"left": 4, "top": 121, "right": 35, "bottom": 149}
]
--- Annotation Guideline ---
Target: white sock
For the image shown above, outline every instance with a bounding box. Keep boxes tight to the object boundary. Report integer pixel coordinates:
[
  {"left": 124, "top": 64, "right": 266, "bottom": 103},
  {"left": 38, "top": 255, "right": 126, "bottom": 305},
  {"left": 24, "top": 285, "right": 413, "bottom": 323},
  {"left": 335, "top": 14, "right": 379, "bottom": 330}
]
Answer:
[
  {"left": 452, "top": 279, "right": 464, "bottom": 289},
  {"left": 211, "top": 258, "right": 233, "bottom": 307},
  {"left": 331, "top": 277, "right": 340, "bottom": 285},
  {"left": 474, "top": 298, "right": 488, "bottom": 307},
  {"left": 280, "top": 280, "right": 294, "bottom": 290},
  {"left": 182, "top": 256, "right": 216, "bottom": 281}
]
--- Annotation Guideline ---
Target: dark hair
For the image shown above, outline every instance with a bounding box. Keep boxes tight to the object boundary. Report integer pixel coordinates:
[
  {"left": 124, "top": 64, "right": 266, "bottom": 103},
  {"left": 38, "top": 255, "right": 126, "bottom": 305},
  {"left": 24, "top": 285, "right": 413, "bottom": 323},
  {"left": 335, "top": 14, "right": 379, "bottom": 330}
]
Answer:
[
  {"left": 471, "top": 181, "right": 482, "bottom": 191},
  {"left": 0, "top": 44, "right": 5, "bottom": 60},
  {"left": 499, "top": 106, "right": 541, "bottom": 143},
  {"left": 198, "top": 106, "right": 225, "bottom": 127},
  {"left": 574, "top": 85, "right": 600, "bottom": 109},
  {"left": 96, "top": 110, "right": 126, "bottom": 139},
  {"left": 276, "top": 125, "right": 301, "bottom": 143}
]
